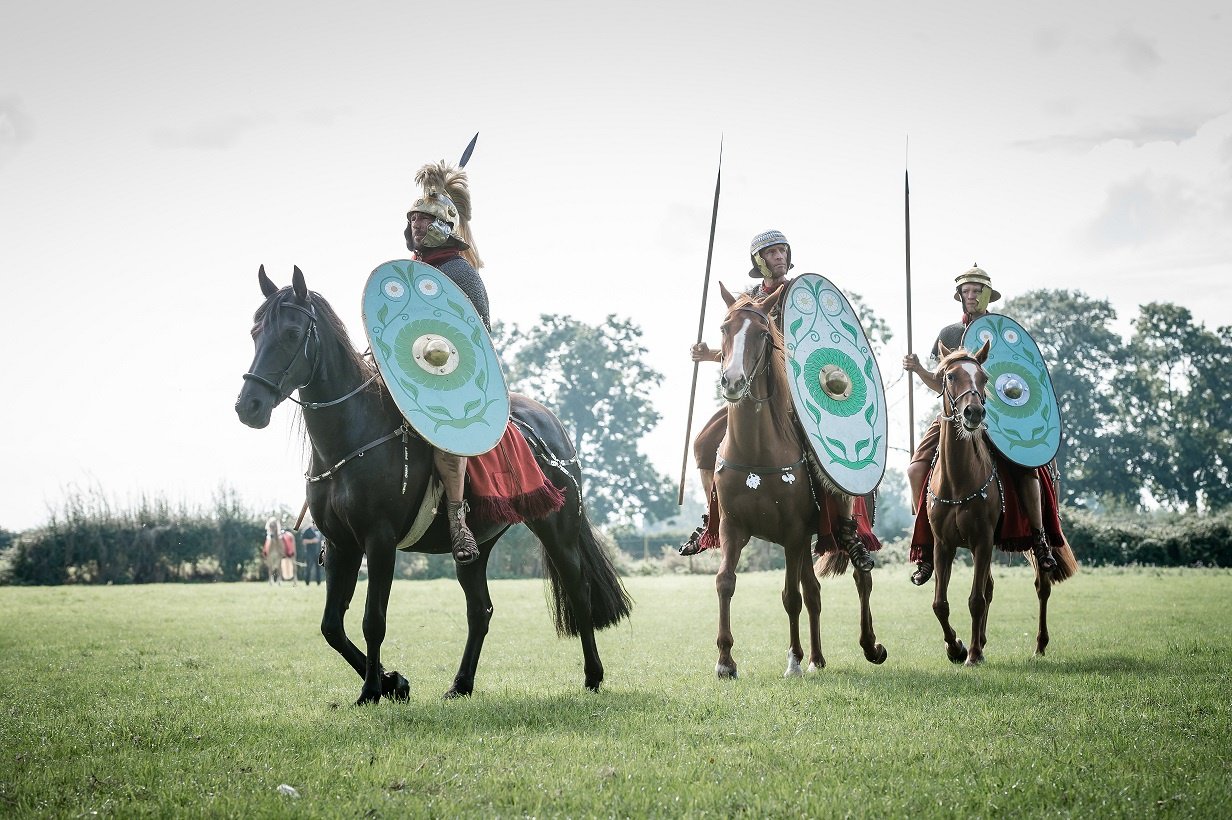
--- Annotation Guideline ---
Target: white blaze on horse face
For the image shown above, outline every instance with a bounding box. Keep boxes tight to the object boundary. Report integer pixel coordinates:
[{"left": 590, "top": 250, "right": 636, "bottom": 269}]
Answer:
[
  {"left": 959, "top": 361, "right": 980, "bottom": 384},
  {"left": 722, "top": 316, "right": 754, "bottom": 390}
]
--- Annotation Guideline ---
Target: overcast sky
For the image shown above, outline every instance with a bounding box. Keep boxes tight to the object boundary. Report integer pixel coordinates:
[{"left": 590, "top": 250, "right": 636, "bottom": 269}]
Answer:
[{"left": 2, "top": 1, "right": 1229, "bottom": 532}]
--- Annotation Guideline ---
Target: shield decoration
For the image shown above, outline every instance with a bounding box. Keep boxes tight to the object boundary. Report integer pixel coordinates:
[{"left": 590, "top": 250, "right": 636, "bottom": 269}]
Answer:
[
  {"left": 280, "top": 556, "right": 296, "bottom": 582},
  {"left": 362, "top": 260, "right": 510, "bottom": 456},
  {"left": 962, "top": 314, "right": 1061, "bottom": 468},
  {"left": 782, "top": 274, "right": 887, "bottom": 495}
]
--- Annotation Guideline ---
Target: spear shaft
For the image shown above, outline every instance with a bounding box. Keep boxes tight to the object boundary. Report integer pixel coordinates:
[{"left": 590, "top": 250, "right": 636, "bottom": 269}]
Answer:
[
  {"left": 905, "top": 167, "right": 916, "bottom": 455},
  {"left": 677, "top": 139, "right": 723, "bottom": 505}
]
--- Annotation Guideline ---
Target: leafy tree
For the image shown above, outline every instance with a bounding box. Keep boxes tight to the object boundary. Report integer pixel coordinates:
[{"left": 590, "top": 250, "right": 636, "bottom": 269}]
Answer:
[
  {"left": 496, "top": 315, "right": 676, "bottom": 525},
  {"left": 1115, "top": 304, "right": 1232, "bottom": 511},
  {"left": 1001, "top": 290, "right": 1138, "bottom": 507}
]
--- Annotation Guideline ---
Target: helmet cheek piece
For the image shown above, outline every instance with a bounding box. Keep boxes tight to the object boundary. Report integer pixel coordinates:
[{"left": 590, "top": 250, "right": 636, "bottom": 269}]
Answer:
[{"left": 421, "top": 218, "right": 455, "bottom": 248}]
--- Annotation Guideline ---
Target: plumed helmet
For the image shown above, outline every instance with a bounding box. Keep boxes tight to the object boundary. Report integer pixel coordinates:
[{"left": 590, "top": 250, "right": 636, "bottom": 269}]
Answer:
[
  {"left": 409, "top": 160, "right": 483, "bottom": 268},
  {"left": 953, "top": 264, "right": 1001, "bottom": 309},
  {"left": 748, "top": 229, "right": 793, "bottom": 279}
]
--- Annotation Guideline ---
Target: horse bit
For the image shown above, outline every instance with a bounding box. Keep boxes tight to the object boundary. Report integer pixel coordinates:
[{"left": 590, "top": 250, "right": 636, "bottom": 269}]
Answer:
[{"left": 724, "top": 304, "right": 777, "bottom": 406}]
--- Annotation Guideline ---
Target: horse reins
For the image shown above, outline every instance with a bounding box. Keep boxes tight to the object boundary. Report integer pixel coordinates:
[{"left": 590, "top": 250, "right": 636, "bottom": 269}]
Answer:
[{"left": 929, "top": 356, "right": 1002, "bottom": 509}]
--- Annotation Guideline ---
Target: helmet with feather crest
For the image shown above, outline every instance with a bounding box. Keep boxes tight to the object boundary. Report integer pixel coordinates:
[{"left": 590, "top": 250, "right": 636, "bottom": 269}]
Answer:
[{"left": 409, "top": 160, "right": 484, "bottom": 269}]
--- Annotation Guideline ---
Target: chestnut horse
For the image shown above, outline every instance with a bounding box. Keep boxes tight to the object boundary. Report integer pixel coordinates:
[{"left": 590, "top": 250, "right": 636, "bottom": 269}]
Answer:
[
  {"left": 711, "top": 284, "right": 886, "bottom": 678},
  {"left": 235, "top": 267, "right": 631, "bottom": 704},
  {"left": 927, "top": 343, "right": 1077, "bottom": 666}
]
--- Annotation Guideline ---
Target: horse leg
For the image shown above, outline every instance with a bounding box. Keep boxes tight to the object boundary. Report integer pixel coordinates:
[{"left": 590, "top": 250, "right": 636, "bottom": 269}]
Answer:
[
  {"left": 356, "top": 542, "right": 398, "bottom": 705},
  {"left": 1033, "top": 553, "right": 1052, "bottom": 656},
  {"left": 781, "top": 544, "right": 805, "bottom": 677},
  {"left": 981, "top": 571, "right": 995, "bottom": 653},
  {"left": 931, "top": 543, "right": 967, "bottom": 663},
  {"left": 965, "top": 546, "right": 992, "bottom": 666},
  {"left": 320, "top": 542, "right": 408, "bottom": 702},
  {"left": 799, "top": 548, "right": 825, "bottom": 672},
  {"left": 852, "top": 559, "right": 888, "bottom": 664},
  {"left": 715, "top": 524, "right": 749, "bottom": 679},
  {"left": 446, "top": 548, "right": 494, "bottom": 698}
]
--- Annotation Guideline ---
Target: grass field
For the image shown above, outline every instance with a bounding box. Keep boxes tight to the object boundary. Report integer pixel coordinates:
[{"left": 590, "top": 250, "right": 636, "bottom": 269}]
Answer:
[{"left": 2, "top": 566, "right": 1229, "bottom": 818}]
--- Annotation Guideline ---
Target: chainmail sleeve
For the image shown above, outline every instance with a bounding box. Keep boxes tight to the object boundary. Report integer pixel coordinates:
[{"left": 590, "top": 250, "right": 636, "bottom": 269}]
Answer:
[{"left": 436, "top": 256, "right": 491, "bottom": 331}]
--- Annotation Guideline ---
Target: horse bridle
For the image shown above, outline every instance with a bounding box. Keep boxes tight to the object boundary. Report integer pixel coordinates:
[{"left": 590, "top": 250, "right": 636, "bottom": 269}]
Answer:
[
  {"left": 940, "top": 357, "right": 986, "bottom": 428},
  {"left": 242, "top": 298, "right": 380, "bottom": 410},
  {"left": 724, "top": 304, "right": 777, "bottom": 405},
  {"left": 243, "top": 299, "right": 321, "bottom": 403}
]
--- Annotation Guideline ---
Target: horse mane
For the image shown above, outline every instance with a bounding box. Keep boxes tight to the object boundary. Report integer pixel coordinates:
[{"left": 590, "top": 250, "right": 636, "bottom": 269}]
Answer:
[
  {"left": 933, "top": 347, "right": 993, "bottom": 469},
  {"left": 253, "top": 287, "right": 377, "bottom": 381}
]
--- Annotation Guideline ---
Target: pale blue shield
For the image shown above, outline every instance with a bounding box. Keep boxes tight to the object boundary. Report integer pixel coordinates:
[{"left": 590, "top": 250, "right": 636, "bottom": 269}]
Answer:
[
  {"left": 962, "top": 313, "right": 1061, "bottom": 468},
  {"left": 782, "top": 274, "right": 887, "bottom": 495},
  {"left": 362, "top": 260, "right": 509, "bottom": 456}
]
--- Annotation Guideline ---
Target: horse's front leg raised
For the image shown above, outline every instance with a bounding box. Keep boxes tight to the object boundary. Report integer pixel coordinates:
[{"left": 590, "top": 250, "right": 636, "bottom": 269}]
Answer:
[
  {"left": 931, "top": 541, "right": 968, "bottom": 664},
  {"left": 852, "top": 562, "right": 888, "bottom": 664},
  {"left": 715, "top": 523, "right": 749, "bottom": 679}
]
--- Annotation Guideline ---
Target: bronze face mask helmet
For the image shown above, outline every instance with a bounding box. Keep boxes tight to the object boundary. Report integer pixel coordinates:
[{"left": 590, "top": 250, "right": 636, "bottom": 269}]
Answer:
[
  {"left": 748, "top": 229, "right": 793, "bottom": 279},
  {"left": 953, "top": 264, "right": 1001, "bottom": 312},
  {"left": 409, "top": 188, "right": 470, "bottom": 250}
]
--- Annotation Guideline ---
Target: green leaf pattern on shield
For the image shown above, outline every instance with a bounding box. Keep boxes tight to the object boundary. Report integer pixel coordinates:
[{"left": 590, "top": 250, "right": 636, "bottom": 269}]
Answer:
[
  {"left": 975, "top": 315, "right": 1053, "bottom": 450},
  {"left": 365, "top": 261, "right": 503, "bottom": 433},
  {"left": 787, "top": 277, "right": 883, "bottom": 471}
]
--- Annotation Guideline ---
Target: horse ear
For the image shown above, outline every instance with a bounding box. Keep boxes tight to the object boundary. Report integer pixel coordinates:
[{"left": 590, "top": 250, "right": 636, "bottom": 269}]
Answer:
[
  {"left": 759, "top": 285, "right": 785, "bottom": 314},
  {"left": 292, "top": 266, "right": 307, "bottom": 299},
  {"left": 974, "top": 339, "right": 991, "bottom": 364},
  {"left": 258, "top": 265, "right": 278, "bottom": 297},
  {"left": 719, "top": 282, "right": 736, "bottom": 307},
  {"left": 938, "top": 341, "right": 952, "bottom": 359}
]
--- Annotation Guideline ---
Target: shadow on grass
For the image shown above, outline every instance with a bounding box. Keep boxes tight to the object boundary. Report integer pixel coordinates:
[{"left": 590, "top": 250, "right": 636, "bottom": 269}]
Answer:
[{"left": 376, "top": 689, "right": 664, "bottom": 736}]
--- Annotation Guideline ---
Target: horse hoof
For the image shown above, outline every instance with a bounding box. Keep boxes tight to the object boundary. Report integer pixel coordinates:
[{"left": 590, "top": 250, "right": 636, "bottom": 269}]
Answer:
[
  {"left": 716, "top": 662, "right": 738, "bottom": 679},
  {"left": 807, "top": 660, "right": 825, "bottom": 673},
  {"left": 784, "top": 651, "right": 804, "bottom": 678},
  {"left": 866, "top": 644, "right": 888, "bottom": 665},
  {"left": 355, "top": 690, "right": 381, "bottom": 706},
  {"left": 947, "top": 641, "right": 968, "bottom": 664},
  {"left": 382, "top": 671, "right": 410, "bottom": 701}
]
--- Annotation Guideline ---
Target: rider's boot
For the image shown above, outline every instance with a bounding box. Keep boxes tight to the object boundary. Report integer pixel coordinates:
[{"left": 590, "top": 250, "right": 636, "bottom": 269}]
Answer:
[
  {"left": 1031, "top": 527, "right": 1058, "bottom": 572},
  {"left": 678, "top": 514, "right": 710, "bottom": 556},
  {"left": 447, "top": 500, "right": 480, "bottom": 565},
  {"left": 911, "top": 544, "right": 934, "bottom": 586},
  {"left": 836, "top": 517, "right": 875, "bottom": 572}
]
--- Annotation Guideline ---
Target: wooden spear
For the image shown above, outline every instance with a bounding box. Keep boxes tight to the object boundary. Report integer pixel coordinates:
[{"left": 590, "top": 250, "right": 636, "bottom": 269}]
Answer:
[{"left": 677, "top": 139, "right": 723, "bottom": 505}]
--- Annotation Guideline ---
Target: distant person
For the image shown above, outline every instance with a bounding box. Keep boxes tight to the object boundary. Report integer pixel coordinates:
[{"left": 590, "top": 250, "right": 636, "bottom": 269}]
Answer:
[
  {"left": 262, "top": 516, "right": 296, "bottom": 586},
  {"left": 300, "top": 521, "right": 324, "bottom": 586}
]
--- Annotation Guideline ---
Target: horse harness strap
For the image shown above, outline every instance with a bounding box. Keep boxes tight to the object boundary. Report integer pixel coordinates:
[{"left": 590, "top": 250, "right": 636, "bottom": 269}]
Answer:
[
  {"left": 716, "top": 451, "right": 805, "bottom": 490},
  {"left": 306, "top": 424, "right": 413, "bottom": 495},
  {"left": 510, "top": 417, "right": 583, "bottom": 516},
  {"left": 924, "top": 441, "right": 1006, "bottom": 512}
]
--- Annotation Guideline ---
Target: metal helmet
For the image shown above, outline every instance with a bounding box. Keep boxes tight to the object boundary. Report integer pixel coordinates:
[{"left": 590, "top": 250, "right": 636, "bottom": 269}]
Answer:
[
  {"left": 748, "top": 229, "right": 794, "bottom": 279},
  {"left": 408, "top": 160, "right": 482, "bottom": 267},
  {"left": 953, "top": 264, "right": 1001, "bottom": 311},
  {"left": 409, "top": 187, "right": 471, "bottom": 251}
]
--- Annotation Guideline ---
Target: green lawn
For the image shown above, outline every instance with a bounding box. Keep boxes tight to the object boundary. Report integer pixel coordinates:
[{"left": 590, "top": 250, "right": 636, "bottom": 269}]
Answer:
[{"left": 1, "top": 567, "right": 1229, "bottom": 817}]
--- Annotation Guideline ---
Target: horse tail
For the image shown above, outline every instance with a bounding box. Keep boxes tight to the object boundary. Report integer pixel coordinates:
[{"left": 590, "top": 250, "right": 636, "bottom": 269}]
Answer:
[
  {"left": 1048, "top": 541, "right": 1079, "bottom": 584},
  {"left": 542, "top": 510, "right": 633, "bottom": 636},
  {"left": 814, "top": 551, "right": 850, "bottom": 578}
]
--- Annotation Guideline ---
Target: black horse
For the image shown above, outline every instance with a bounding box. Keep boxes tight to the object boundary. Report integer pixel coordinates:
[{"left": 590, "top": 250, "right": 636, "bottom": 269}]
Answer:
[{"left": 235, "top": 266, "right": 631, "bottom": 705}]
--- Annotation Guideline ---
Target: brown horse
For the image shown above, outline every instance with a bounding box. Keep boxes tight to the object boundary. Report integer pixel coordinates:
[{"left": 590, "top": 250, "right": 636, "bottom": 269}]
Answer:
[
  {"left": 927, "top": 343, "right": 1077, "bottom": 666},
  {"left": 711, "top": 284, "right": 885, "bottom": 678}
]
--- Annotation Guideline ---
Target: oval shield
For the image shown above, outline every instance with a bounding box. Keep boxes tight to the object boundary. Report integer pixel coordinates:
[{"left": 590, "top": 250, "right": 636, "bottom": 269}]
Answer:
[
  {"left": 782, "top": 274, "right": 887, "bottom": 495},
  {"left": 362, "top": 260, "right": 510, "bottom": 456},
  {"left": 962, "top": 313, "right": 1061, "bottom": 468}
]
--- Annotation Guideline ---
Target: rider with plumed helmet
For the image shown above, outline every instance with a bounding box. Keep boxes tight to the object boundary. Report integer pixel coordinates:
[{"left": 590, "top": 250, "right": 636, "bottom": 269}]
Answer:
[{"left": 404, "top": 160, "right": 489, "bottom": 565}]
